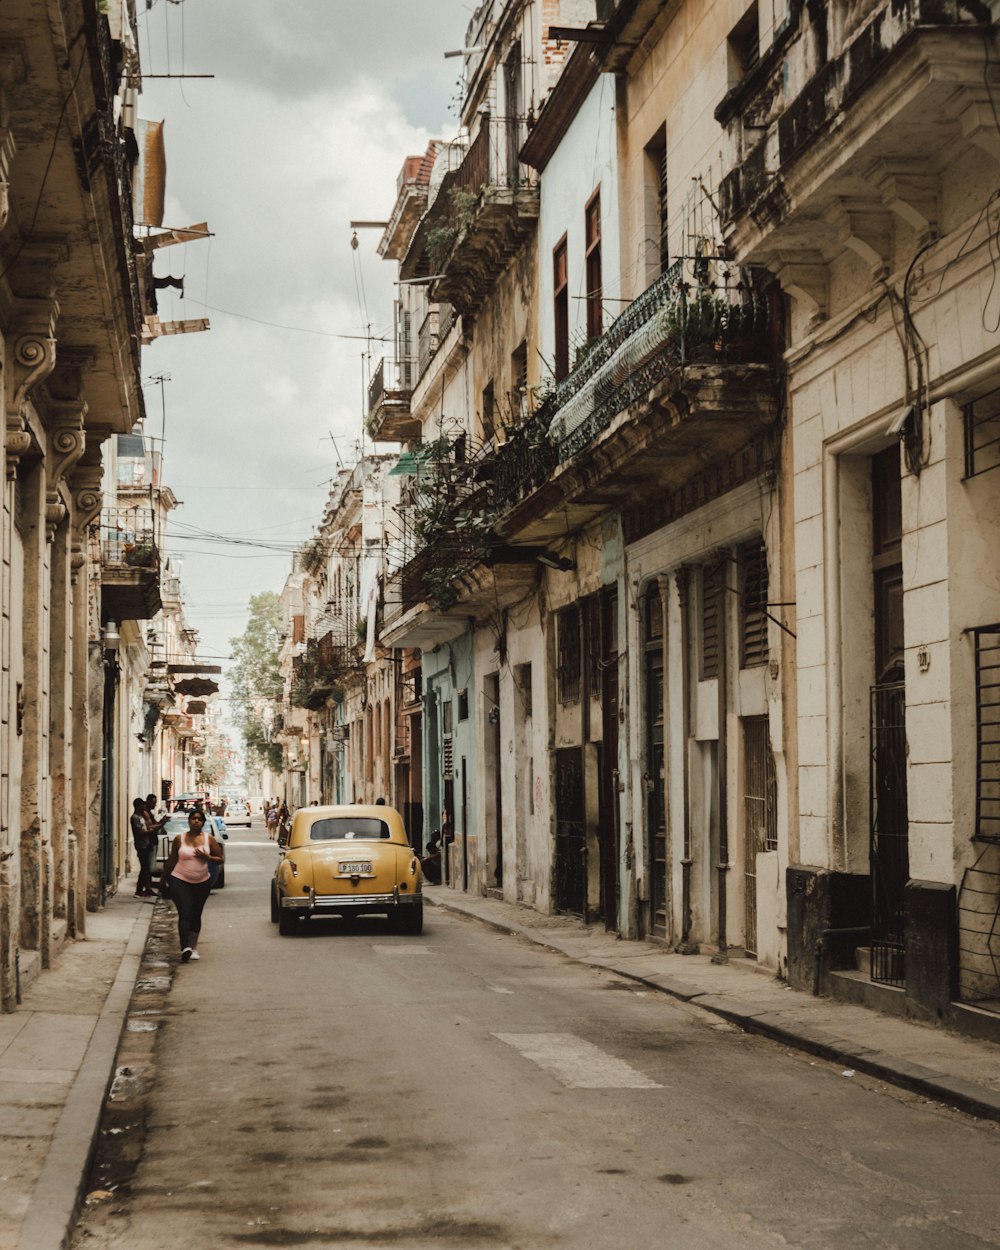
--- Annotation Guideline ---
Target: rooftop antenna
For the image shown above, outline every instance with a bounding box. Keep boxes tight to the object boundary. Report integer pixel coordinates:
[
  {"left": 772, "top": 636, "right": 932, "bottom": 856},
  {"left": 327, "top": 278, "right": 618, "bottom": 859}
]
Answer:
[
  {"left": 145, "top": 373, "right": 172, "bottom": 459},
  {"left": 326, "top": 431, "right": 345, "bottom": 470}
]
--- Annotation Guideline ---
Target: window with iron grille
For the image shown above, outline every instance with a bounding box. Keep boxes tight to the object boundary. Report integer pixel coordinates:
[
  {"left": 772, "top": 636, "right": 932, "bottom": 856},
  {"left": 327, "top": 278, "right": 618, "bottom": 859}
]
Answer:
[
  {"left": 963, "top": 388, "right": 1000, "bottom": 479},
  {"left": 458, "top": 689, "right": 469, "bottom": 720},
  {"left": 584, "top": 594, "right": 602, "bottom": 693},
  {"left": 645, "top": 582, "right": 663, "bottom": 644},
  {"left": 482, "top": 380, "right": 495, "bottom": 442},
  {"left": 554, "top": 236, "right": 569, "bottom": 381},
  {"left": 510, "top": 341, "right": 528, "bottom": 417},
  {"left": 700, "top": 563, "right": 721, "bottom": 680},
  {"left": 585, "top": 190, "right": 602, "bottom": 341},
  {"left": 975, "top": 624, "right": 1000, "bottom": 842},
  {"left": 643, "top": 125, "right": 668, "bottom": 281},
  {"left": 517, "top": 662, "right": 532, "bottom": 718},
  {"left": 739, "top": 539, "right": 769, "bottom": 668},
  {"left": 557, "top": 604, "right": 581, "bottom": 704},
  {"left": 728, "top": 2, "right": 759, "bottom": 83}
]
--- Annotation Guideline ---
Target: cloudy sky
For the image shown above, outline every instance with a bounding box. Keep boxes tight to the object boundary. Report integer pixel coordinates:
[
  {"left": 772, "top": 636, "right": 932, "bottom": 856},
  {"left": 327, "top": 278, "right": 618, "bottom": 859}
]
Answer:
[{"left": 137, "top": 0, "right": 465, "bottom": 672}]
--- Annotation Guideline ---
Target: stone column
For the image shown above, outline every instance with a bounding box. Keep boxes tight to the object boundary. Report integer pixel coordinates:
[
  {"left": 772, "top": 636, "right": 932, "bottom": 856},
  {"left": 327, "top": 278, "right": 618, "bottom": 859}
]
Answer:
[
  {"left": 68, "top": 438, "right": 105, "bottom": 918},
  {"left": 6, "top": 306, "right": 58, "bottom": 970},
  {"left": 43, "top": 395, "right": 85, "bottom": 936}
]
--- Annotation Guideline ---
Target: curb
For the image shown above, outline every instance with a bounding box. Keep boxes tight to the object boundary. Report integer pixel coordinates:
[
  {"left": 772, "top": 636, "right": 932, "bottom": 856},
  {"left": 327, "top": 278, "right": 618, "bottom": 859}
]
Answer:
[
  {"left": 426, "top": 891, "right": 1000, "bottom": 1126},
  {"left": 17, "top": 903, "right": 155, "bottom": 1250}
]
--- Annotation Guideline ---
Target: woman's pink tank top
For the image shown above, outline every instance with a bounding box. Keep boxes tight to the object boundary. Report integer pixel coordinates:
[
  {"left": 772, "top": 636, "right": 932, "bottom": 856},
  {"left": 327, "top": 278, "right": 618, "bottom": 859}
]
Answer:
[{"left": 172, "top": 834, "right": 211, "bottom": 883}]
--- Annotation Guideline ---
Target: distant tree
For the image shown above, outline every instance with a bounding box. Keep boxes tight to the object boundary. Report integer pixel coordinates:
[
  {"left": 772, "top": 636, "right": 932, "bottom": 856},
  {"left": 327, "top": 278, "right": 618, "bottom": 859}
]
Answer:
[
  {"left": 229, "top": 592, "right": 283, "bottom": 775},
  {"left": 197, "top": 731, "right": 233, "bottom": 790}
]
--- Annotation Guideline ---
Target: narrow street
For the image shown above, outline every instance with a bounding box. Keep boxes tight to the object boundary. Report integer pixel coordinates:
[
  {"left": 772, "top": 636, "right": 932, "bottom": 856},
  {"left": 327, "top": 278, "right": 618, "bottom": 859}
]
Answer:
[{"left": 71, "top": 827, "right": 1000, "bottom": 1250}]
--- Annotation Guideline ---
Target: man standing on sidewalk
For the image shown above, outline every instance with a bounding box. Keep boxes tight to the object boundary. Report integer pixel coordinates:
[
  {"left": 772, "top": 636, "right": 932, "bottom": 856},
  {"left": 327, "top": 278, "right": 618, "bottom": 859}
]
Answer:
[{"left": 130, "top": 798, "right": 156, "bottom": 898}]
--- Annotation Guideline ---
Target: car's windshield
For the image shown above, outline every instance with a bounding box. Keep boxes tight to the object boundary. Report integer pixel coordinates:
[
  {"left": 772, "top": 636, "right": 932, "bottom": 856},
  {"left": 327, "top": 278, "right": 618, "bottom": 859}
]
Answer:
[{"left": 310, "top": 817, "right": 389, "bottom": 842}]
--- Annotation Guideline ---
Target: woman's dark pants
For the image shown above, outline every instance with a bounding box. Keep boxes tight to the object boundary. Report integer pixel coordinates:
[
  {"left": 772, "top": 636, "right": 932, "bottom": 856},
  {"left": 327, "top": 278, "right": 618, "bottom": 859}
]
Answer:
[{"left": 168, "top": 875, "right": 212, "bottom": 949}]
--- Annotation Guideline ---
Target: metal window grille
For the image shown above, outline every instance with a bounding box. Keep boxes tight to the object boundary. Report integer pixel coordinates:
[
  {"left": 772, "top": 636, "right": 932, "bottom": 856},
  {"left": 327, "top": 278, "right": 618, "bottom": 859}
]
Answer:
[
  {"left": 557, "top": 604, "right": 581, "bottom": 703},
  {"left": 958, "top": 842, "right": 1000, "bottom": 1002},
  {"left": 743, "top": 717, "right": 777, "bottom": 957},
  {"left": 870, "top": 680, "right": 909, "bottom": 987},
  {"left": 518, "top": 663, "right": 533, "bottom": 717},
  {"left": 585, "top": 595, "right": 603, "bottom": 693},
  {"left": 739, "top": 539, "right": 769, "bottom": 668},
  {"left": 554, "top": 747, "right": 586, "bottom": 916},
  {"left": 963, "top": 389, "right": 1000, "bottom": 479},
  {"left": 442, "top": 734, "right": 453, "bottom": 781},
  {"left": 975, "top": 624, "right": 1000, "bottom": 842},
  {"left": 700, "top": 564, "right": 721, "bottom": 680},
  {"left": 658, "top": 143, "right": 669, "bottom": 272},
  {"left": 585, "top": 191, "right": 602, "bottom": 341}
]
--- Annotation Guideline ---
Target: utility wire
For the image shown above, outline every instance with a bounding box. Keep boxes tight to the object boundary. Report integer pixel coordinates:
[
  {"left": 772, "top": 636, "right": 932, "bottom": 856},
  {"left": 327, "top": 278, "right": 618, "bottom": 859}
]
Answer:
[{"left": 194, "top": 300, "right": 389, "bottom": 340}]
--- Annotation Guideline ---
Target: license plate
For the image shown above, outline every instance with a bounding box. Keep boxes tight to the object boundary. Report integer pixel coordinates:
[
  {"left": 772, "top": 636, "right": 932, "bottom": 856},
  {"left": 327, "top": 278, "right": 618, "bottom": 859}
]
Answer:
[{"left": 339, "top": 862, "right": 372, "bottom": 875}]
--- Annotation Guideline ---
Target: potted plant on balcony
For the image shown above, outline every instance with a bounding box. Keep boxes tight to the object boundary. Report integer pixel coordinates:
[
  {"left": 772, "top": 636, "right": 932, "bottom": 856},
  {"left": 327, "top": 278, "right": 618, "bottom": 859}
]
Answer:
[{"left": 123, "top": 540, "right": 156, "bottom": 568}]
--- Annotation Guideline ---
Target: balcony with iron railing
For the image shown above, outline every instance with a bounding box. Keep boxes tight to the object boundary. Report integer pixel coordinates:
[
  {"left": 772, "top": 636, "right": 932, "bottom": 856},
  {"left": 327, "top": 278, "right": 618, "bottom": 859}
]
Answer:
[
  {"left": 424, "top": 112, "right": 539, "bottom": 317},
  {"left": 99, "top": 505, "right": 162, "bottom": 623},
  {"left": 547, "top": 256, "right": 771, "bottom": 460},
  {"left": 383, "top": 261, "right": 776, "bottom": 638},
  {"left": 366, "top": 355, "right": 420, "bottom": 442},
  {"left": 380, "top": 431, "right": 553, "bottom": 646},
  {"left": 288, "top": 632, "right": 357, "bottom": 711},
  {"left": 416, "top": 302, "right": 457, "bottom": 384},
  {"left": 716, "top": 1, "right": 994, "bottom": 269}
]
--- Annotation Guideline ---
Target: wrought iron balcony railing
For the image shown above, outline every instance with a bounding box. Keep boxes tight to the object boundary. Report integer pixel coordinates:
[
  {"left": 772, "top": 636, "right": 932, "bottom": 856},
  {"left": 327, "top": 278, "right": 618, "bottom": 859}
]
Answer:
[
  {"left": 100, "top": 506, "right": 159, "bottom": 569},
  {"left": 548, "top": 256, "right": 769, "bottom": 459}
]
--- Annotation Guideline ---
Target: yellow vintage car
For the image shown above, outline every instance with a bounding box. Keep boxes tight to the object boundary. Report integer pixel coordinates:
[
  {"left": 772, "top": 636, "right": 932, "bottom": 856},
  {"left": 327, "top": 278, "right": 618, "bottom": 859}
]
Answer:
[{"left": 270, "top": 804, "right": 423, "bottom": 936}]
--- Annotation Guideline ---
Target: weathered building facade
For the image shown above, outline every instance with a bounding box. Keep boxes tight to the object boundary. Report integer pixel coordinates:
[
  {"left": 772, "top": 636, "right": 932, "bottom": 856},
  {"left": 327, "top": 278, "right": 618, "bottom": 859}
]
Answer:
[
  {"left": 283, "top": 0, "right": 1000, "bottom": 1038},
  {"left": 0, "top": 0, "right": 205, "bottom": 1008},
  {"left": 718, "top": 0, "right": 1000, "bottom": 1023}
]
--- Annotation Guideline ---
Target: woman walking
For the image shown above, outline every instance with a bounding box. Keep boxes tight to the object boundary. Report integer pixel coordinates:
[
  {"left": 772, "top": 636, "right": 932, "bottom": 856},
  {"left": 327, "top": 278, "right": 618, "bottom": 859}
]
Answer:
[{"left": 162, "top": 809, "right": 223, "bottom": 962}]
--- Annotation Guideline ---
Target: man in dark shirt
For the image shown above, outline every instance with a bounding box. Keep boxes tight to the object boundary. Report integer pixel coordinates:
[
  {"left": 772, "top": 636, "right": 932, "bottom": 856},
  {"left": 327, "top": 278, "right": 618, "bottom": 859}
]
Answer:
[{"left": 130, "top": 797, "right": 155, "bottom": 897}]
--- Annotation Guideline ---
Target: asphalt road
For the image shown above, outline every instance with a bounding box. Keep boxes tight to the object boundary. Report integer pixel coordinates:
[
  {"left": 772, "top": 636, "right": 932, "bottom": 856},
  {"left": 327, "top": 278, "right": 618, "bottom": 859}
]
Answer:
[{"left": 73, "top": 822, "right": 1000, "bottom": 1250}]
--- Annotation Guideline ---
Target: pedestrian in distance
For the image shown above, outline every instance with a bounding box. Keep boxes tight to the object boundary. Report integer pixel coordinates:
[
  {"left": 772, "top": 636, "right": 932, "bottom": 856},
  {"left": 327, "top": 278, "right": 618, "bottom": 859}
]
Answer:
[
  {"left": 161, "top": 809, "right": 223, "bottom": 962},
  {"left": 130, "top": 798, "right": 156, "bottom": 898},
  {"left": 266, "top": 804, "right": 280, "bottom": 841},
  {"left": 420, "top": 830, "right": 443, "bottom": 885}
]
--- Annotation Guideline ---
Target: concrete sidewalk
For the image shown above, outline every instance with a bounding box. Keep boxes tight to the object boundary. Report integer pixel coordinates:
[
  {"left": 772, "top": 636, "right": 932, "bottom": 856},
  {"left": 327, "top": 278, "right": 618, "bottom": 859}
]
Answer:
[
  {"left": 425, "top": 885, "right": 1000, "bottom": 1123},
  {"left": 0, "top": 885, "right": 154, "bottom": 1250}
]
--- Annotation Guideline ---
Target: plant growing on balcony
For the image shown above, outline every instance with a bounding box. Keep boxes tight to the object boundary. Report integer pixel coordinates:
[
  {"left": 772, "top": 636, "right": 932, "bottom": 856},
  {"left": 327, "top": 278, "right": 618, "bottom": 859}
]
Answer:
[
  {"left": 406, "top": 434, "right": 500, "bottom": 610},
  {"left": 427, "top": 224, "right": 457, "bottom": 270},
  {"left": 123, "top": 540, "right": 156, "bottom": 568},
  {"left": 300, "top": 534, "right": 329, "bottom": 576},
  {"left": 450, "top": 187, "right": 481, "bottom": 230}
]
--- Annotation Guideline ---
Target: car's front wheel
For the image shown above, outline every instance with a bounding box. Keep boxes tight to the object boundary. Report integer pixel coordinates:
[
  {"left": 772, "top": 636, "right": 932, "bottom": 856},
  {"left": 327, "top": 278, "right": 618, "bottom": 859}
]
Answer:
[{"left": 394, "top": 897, "right": 423, "bottom": 935}]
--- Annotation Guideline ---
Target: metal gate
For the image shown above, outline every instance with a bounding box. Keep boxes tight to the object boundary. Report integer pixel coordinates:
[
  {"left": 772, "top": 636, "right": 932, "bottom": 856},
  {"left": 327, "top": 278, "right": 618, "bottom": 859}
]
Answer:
[
  {"left": 870, "top": 681, "right": 908, "bottom": 986},
  {"left": 743, "top": 717, "right": 777, "bottom": 958},
  {"left": 554, "top": 747, "right": 586, "bottom": 916}
]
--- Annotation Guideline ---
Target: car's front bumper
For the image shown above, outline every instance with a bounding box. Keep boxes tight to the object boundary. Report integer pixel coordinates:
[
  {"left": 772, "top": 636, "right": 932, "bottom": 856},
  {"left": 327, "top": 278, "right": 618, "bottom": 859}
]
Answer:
[{"left": 280, "top": 889, "right": 420, "bottom": 914}]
